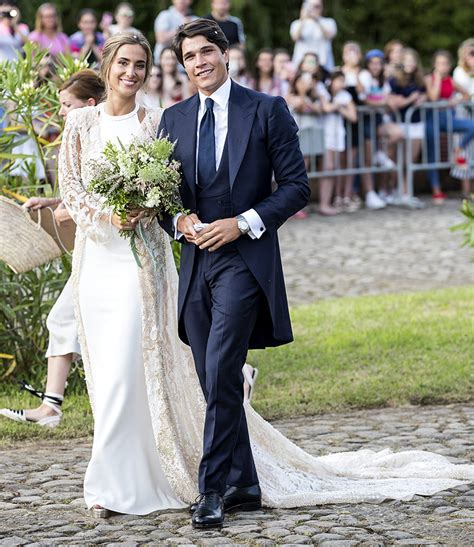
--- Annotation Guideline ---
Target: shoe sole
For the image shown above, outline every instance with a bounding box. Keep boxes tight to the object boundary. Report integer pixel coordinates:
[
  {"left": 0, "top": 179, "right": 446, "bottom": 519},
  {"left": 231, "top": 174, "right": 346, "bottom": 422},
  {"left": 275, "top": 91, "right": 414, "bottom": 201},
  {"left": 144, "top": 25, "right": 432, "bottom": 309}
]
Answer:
[
  {"left": 192, "top": 520, "right": 224, "bottom": 529},
  {"left": 225, "top": 501, "right": 262, "bottom": 513}
]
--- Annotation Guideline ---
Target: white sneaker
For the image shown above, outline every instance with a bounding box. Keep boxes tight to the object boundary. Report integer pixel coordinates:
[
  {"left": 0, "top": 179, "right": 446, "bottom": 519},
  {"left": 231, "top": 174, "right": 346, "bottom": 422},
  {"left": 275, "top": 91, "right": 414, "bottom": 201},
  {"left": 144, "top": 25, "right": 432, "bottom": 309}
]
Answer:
[
  {"left": 399, "top": 194, "right": 426, "bottom": 209},
  {"left": 374, "top": 150, "right": 396, "bottom": 169},
  {"left": 365, "top": 190, "right": 387, "bottom": 210}
]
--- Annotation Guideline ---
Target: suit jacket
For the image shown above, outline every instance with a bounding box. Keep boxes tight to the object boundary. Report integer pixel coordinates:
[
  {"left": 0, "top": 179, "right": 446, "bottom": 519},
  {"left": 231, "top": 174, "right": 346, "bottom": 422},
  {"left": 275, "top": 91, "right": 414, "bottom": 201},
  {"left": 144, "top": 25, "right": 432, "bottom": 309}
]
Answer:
[{"left": 159, "top": 80, "right": 310, "bottom": 348}]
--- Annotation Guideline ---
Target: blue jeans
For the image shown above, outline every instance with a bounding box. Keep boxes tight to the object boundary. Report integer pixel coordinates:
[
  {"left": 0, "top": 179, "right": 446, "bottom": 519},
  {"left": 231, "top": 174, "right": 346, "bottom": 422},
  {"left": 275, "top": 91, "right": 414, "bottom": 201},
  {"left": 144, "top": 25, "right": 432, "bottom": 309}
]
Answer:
[{"left": 426, "top": 109, "right": 474, "bottom": 189}]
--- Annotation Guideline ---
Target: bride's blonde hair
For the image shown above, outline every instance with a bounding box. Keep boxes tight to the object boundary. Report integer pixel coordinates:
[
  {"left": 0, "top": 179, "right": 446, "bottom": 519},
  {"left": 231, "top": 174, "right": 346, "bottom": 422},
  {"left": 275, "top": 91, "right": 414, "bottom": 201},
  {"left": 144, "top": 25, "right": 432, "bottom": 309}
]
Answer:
[{"left": 100, "top": 33, "right": 153, "bottom": 95}]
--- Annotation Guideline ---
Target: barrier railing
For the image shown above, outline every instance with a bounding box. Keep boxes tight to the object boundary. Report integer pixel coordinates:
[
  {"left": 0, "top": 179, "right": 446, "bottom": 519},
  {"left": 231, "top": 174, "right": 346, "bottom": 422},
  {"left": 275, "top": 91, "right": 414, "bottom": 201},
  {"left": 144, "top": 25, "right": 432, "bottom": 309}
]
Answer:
[
  {"left": 404, "top": 100, "right": 474, "bottom": 196},
  {"left": 299, "top": 100, "right": 474, "bottom": 198},
  {"left": 301, "top": 105, "right": 404, "bottom": 196}
]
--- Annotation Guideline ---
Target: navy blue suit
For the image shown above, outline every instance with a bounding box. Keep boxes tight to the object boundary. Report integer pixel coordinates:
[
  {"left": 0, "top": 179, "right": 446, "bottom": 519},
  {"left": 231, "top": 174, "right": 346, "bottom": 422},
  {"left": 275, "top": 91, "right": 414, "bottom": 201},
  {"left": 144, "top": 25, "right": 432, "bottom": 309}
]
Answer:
[{"left": 159, "top": 80, "right": 309, "bottom": 495}]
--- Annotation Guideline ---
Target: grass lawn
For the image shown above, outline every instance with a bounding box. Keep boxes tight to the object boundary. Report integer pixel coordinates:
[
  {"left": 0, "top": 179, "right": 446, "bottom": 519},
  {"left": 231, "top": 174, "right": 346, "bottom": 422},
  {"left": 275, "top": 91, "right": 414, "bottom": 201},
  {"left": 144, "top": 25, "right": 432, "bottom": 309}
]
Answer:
[{"left": 1, "top": 286, "right": 473, "bottom": 443}]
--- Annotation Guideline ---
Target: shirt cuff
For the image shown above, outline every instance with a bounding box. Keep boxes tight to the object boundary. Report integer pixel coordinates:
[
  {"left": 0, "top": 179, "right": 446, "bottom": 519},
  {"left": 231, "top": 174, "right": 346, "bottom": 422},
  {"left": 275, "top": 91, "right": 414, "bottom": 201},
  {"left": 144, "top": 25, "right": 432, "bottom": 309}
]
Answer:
[
  {"left": 241, "top": 209, "right": 266, "bottom": 240},
  {"left": 172, "top": 212, "right": 184, "bottom": 240}
]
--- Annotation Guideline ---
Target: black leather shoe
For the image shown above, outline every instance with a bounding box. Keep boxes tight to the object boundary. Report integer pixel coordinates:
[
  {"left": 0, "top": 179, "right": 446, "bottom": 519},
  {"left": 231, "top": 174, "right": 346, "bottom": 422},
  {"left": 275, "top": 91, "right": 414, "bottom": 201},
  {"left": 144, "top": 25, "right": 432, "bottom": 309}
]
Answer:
[
  {"left": 191, "top": 493, "right": 224, "bottom": 528},
  {"left": 224, "top": 484, "right": 262, "bottom": 512}
]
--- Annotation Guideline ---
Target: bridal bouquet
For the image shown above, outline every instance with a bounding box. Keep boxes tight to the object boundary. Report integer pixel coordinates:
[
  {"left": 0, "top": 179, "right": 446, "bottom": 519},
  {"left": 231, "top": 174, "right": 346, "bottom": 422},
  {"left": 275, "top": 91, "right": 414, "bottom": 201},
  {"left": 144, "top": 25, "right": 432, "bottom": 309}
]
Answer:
[{"left": 87, "top": 135, "right": 182, "bottom": 266}]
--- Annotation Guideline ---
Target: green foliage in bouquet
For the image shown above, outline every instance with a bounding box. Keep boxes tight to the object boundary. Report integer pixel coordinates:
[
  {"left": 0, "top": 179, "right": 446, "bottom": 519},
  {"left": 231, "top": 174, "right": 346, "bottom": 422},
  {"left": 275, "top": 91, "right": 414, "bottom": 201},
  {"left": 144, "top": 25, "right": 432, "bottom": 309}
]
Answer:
[{"left": 88, "top": 137, "right": 184, "bottom": 267}]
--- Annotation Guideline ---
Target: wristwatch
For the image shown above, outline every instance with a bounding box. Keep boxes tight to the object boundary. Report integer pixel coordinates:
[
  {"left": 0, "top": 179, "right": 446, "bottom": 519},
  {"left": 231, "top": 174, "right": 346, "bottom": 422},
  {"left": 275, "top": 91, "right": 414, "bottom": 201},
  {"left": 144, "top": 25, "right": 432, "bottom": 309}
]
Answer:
[{"left": 236, "top": 214, "right": 250, "bottom": 235}]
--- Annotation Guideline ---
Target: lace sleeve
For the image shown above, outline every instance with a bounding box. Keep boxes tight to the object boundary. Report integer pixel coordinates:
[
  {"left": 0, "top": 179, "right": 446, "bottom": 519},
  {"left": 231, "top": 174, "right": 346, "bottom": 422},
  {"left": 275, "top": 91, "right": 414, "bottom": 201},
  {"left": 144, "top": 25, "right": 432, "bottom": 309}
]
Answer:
[{"left": 58, "top": 108, "right": 113, "bottom": 243}]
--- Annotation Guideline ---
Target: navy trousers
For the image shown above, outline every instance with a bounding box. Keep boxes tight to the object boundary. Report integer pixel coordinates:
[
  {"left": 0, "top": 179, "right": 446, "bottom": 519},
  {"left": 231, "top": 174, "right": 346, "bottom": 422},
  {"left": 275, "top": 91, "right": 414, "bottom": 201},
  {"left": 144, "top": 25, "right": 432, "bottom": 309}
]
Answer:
[{"left": 182, "top": 244, "right": 261, "bottom": 495}]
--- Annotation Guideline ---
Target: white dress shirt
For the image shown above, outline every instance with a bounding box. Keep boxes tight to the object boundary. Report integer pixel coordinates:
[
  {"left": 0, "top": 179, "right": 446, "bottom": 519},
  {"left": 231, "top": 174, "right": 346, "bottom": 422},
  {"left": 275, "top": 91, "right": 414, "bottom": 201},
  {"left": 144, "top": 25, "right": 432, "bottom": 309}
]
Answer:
[{"left": 174, "top": 76, "right": 266, "bottom": 240}]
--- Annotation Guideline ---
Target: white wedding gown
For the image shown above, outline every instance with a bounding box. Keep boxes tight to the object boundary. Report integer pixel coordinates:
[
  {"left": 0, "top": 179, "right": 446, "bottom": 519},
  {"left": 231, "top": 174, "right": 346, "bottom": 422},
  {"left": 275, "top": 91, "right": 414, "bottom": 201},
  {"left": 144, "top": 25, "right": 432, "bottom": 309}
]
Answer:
[{"left": 59, "top": 104, "right": 474, "bottom": 516}]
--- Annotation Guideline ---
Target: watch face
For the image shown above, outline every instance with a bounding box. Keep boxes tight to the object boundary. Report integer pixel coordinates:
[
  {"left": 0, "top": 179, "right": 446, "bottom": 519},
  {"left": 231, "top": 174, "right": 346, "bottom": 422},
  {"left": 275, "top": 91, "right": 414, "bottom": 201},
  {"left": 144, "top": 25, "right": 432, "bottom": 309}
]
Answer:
[{"left": 238, "top": 219, "right": 249, "bottom": 233}]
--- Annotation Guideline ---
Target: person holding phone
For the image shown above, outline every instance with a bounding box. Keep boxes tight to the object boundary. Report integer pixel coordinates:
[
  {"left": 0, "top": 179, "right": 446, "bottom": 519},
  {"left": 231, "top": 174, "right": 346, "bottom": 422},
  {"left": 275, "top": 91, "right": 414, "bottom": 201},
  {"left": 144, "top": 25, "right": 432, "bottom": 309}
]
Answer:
[{"left": 290, "top": 0, "right": 337, "bottom": 70}]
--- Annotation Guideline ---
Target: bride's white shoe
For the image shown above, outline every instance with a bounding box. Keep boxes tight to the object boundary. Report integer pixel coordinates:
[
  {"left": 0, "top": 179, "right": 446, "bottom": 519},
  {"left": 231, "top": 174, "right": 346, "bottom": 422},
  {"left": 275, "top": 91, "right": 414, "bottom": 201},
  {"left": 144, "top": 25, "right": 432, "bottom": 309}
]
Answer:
[
  {"left": 90, "top": 505, "right": 112, "bottom": 519},
  {"left": 0, "top": 407, "right": 62, "bottom": 428},
  {"left": 0, "top": 383, "right": 63, "bottom": 428}
]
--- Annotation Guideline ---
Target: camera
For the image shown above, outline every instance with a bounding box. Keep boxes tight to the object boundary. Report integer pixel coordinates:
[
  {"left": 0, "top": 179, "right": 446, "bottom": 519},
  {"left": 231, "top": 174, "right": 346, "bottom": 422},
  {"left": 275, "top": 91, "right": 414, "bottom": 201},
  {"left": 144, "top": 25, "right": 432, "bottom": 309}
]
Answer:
[{"left": 0, "top": 8, "right": 18, "bottom": 19}]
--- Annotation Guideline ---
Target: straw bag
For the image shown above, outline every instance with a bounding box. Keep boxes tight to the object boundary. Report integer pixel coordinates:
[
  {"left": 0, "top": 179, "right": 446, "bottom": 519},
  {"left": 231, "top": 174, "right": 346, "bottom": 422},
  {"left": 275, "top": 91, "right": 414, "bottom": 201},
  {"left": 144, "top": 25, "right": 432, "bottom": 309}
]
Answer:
[{"left": 0, "top": 196, "right": 75, "bottom": 273}]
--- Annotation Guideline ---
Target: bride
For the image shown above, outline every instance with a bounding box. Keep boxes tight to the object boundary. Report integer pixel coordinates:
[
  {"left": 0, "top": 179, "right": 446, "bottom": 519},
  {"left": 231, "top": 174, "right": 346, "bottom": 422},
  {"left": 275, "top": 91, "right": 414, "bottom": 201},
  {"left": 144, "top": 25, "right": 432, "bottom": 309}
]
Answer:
[{"left": 59, "top": 32, "right": 473, "bottom": 519}]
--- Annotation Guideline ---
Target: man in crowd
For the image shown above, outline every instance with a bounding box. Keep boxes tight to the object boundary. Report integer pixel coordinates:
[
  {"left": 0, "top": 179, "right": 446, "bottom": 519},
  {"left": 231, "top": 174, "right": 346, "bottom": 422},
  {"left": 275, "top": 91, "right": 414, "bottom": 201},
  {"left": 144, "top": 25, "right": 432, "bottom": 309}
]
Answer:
[
  {"left": 204, "top": 0, "right": 245, "bottom": 48},
  {"left": 154, "top": 0, "right": 196, "bottom": 64}
]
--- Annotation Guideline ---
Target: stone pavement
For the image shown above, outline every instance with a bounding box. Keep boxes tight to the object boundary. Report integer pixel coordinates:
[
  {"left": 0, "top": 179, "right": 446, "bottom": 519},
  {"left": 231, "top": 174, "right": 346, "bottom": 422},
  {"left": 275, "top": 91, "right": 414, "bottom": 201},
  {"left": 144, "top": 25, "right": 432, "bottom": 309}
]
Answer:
[
  {"left": 1, "top": 200, "right": 473, "bottom": 546},
  {"left": 279, "top": 199, "right": 474, "bottom": 306},
  {"left": 0, "top": 404, "right": 473, "bottom": 546}
]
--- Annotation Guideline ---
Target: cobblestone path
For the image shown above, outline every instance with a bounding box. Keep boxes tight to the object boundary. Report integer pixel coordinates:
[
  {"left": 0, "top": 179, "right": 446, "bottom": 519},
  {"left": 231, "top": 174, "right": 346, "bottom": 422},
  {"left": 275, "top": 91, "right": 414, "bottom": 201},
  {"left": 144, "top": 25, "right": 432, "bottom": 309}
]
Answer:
[
  {"left": 1, "top": 201, "right": 473, "bottom": 546},
  {"left": 279, "top": 200, "right": 474, "bottom": 305}
]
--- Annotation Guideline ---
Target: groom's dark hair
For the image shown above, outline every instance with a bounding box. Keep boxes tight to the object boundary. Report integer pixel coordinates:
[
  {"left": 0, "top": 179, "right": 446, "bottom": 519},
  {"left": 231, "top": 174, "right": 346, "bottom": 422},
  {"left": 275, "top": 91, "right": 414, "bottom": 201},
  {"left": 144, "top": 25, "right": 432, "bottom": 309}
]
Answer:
[{"left": 172, "top": 18, "right": 229, "bottom": 67}]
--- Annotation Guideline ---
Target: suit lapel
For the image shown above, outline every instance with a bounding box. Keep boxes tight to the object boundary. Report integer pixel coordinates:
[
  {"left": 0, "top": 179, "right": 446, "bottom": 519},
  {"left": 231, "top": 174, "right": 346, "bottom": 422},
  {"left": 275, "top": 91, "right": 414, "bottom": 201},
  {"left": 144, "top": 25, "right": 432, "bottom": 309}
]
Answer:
[
  {"left": 228, "top": 81, "right": 258, "bottom": 190},
  {"left": 174, "top": 94, "right": 199, "bottom": 197}
]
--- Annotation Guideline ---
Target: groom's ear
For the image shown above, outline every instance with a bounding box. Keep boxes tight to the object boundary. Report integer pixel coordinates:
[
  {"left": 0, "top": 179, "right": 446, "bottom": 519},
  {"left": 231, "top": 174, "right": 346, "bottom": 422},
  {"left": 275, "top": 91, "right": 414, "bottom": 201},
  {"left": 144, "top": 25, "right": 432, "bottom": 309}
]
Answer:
[{"left": 224, "top": 49, "right": 229, "bottom": 72}]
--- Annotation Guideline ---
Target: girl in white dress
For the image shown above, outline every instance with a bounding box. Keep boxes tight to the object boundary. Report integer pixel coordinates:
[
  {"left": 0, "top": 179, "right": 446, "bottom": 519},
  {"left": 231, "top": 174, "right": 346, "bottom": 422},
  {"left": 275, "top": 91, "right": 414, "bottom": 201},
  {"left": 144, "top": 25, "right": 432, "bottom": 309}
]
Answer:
[{"left": 58, "top": 33, "right": 474, "bottom": 520}]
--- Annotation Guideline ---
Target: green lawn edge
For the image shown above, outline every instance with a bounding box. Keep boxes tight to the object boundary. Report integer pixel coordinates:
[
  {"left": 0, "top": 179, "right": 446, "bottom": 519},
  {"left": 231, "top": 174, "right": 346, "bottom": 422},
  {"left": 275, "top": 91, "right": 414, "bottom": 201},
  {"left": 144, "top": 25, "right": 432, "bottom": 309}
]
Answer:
[{"left": 1, "top": 286, "right": 473, "bottom": 443}]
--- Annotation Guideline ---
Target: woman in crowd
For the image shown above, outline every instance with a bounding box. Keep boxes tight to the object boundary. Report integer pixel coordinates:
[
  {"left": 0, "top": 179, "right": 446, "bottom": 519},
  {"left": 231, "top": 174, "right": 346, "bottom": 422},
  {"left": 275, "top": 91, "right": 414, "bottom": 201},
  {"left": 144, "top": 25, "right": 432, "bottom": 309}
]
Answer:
[
  {"left": 254, "top": 48, "right": 286, "bottom": 96},
  {"left": 228, "top": 44, "right": 254, "bottom": 88},
  {"left": 319, "top": 70, "right": 357, "bottom": 215},
  {"left": 29, "top": 2, "right": 70, "bottom": 58},
  {"left": 290, "top": 0, "right": 337, "bottom": 70},
  {"left": 159, "top": 46, "right": 190, "bottom": 107},
  {"left": 425, "top": 50, "right": 473, "bottom": 203},
  {"left": 137, "top": 64, "right": 163, "bottom": 109},
  {"left": 389, "top": 48, "right": 428, "bottom": 204},
  {"left": 286, "top": 72, "right": 324, "bottom": 218},
  {"left": 0, "top": 69, "right": 106, "bottom": 427},
  {"left": 69, "top": 9, "right": 105, "bottom": 66},
  {"left": 384, "top": 39, "right": 404, "bottom": 78},
  {"left": 451, "top": 38, "right": 474, "bottom": 197},
  {"left": 273, "top": 48, "right": 295, "bottom": 95},
  {"left": 106, "top": 2, "right": 140, "bottom": 37}
]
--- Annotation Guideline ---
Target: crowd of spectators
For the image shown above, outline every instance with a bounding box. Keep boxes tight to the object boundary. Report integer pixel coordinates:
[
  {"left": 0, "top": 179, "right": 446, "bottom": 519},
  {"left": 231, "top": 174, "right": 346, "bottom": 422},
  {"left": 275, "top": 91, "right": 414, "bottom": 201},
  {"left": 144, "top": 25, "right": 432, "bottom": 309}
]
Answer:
[{"left": 1, "top": 0, "right": 474, "bottom": 215}]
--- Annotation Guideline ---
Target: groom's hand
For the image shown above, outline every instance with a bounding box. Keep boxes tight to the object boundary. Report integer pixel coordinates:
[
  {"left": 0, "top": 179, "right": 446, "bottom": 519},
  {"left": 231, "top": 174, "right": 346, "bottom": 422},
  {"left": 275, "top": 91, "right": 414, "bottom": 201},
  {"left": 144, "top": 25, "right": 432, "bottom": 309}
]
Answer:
[
  {"left": 195, "top": 218, "right": 240, "bottom": 252},
  {"left": 177, "top": 213, "right": 201, "bottom": 242}
]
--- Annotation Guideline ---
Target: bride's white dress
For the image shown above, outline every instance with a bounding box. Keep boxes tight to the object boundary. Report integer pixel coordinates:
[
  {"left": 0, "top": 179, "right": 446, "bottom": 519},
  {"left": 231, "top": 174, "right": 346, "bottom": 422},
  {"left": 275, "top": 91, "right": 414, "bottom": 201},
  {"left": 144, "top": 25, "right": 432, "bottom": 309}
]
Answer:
[{"left": 59, "top": 104, "right": 473, "bottom": 516}]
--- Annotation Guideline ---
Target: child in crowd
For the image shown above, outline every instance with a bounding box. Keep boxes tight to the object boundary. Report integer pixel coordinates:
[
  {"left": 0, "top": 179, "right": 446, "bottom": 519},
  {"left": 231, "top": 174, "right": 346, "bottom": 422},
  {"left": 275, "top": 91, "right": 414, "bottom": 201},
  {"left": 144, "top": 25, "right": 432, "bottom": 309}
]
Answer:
[
  {"left": 359, "top": 49, "right": 402, "bottom": 204},
  {"left": 319, "top": 71, "right": 357, "bottom": 215},
  {"left": 286, "top": 71, "right": 325, "bottom": 218},
  {"left": 389, "top": 48, "right": 427, "bottom": 206},
  {"left": 425, "top": 49, "right": 474, "bottom": 202},
  {"left": 339, "top": 41, "right": 366, "bottom": 211},
  {"left": 298, "top": 52, "right": 329, "bottom": 85}
]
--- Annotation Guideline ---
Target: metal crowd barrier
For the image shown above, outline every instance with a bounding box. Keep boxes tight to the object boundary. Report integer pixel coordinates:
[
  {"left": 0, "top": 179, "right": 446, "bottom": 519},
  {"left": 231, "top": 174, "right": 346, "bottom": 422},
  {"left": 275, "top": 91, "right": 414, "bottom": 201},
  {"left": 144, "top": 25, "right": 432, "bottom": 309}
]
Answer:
[
  {"left": 404, "top": 100, "right": 474, "bottom": 196},
  {"left": 300, "top": 105, "right": 404, "bottom": 196}
]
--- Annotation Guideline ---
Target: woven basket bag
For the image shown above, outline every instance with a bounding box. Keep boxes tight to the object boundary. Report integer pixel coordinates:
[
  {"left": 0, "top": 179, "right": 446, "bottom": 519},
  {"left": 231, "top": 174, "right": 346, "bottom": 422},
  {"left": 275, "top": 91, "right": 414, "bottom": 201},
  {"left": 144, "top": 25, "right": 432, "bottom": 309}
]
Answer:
[{"left": 0, "top": 196, "right": 74, "bottom": 273}]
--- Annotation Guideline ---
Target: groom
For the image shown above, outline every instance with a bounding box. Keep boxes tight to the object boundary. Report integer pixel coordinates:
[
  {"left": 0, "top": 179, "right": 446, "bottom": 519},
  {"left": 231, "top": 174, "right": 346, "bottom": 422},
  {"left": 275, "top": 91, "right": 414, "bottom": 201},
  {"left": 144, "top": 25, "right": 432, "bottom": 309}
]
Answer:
[{"left": 158, "top": 19, "right": 310, "bottom": 528}]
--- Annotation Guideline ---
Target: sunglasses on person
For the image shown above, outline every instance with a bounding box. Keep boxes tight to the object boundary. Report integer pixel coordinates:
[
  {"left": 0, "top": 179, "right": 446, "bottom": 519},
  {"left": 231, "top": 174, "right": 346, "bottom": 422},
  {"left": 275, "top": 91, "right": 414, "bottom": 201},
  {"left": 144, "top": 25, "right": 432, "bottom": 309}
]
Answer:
[{"left": 118, "top": 10, "right": 134, "bottom": 17}]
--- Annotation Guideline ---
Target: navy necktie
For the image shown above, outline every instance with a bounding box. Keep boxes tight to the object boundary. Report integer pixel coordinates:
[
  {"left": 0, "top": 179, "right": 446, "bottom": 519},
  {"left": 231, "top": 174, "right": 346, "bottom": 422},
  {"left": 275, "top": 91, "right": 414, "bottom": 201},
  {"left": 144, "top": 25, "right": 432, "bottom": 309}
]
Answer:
[{"left": 197, "top": 97, "right": 216, "bottom": 188}]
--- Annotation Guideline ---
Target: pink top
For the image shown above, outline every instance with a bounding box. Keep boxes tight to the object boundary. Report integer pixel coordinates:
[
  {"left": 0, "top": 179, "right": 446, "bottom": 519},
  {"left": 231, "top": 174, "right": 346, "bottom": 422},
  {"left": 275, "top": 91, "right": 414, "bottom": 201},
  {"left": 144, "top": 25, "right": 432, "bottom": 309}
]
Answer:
[{"left": 29, "top": 31, "right": 69, "bottom": 57}]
